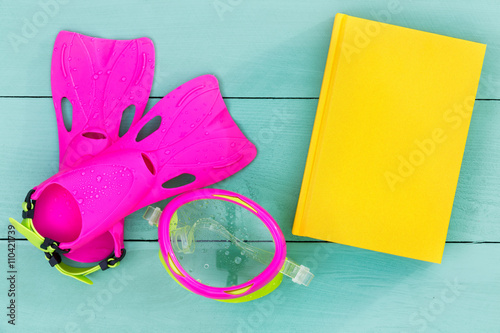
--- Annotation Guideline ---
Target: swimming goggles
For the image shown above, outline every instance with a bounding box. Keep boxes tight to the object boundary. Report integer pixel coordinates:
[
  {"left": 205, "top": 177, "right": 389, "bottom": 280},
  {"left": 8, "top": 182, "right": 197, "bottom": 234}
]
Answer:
[{"left": 143, "top": 188, "right": 313, "bottom": 303}]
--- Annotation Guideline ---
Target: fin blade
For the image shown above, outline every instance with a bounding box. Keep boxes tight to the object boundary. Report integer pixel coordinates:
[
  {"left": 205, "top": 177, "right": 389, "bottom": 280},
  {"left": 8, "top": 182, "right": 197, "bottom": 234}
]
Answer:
[
  {"left": 113, "top": 75, "right": 257, "bottom": 209},
  {"left": 103, "top": 37, "right": 154, "bottom": 141},
  {"left": 52, "top": 31, "right": 95, "bottom": 166},
  {"left": 51, "top": 31, "right": 155, "bottom": 169},
  {"left": 118, "top": 75, "right": 218, "bottom": 148}
]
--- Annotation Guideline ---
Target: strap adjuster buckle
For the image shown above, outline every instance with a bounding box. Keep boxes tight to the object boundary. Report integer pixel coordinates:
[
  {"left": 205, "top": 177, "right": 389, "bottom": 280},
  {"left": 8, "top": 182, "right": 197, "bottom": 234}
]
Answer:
[
  {"left": 22, "top": 189, "right": 36, "bottom": 219},
  {"left": 40, "top": 238, "right": 70, "bottom": 254},
  {"left": 22, "top": 209, "right": 35, "bottom": 219},
  {"left": 45, "top": 252, "right": 62, "bottom": 267},
  {"left": 99, "top": 249, "right": 127, "bottom": 271}
]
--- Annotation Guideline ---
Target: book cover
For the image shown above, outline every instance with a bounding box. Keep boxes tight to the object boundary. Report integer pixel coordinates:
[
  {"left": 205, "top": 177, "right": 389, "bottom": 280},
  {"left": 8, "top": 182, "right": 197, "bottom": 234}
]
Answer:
[{"left": 292, "top": 13, "right": 486, "bottom": 263}]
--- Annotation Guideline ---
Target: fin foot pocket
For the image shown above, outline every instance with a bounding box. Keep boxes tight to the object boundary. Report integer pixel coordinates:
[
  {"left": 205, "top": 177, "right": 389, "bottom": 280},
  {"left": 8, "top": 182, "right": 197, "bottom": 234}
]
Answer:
[{"left": 32, "top": 184, "right": 82, "bottom": 243}]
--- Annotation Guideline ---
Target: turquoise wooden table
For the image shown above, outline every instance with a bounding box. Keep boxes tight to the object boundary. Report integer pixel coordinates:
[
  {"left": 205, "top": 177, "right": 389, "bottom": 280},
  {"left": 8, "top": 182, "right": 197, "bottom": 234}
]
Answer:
[{"left": 1, "top": 1, "right": 499, "bottom": 332}]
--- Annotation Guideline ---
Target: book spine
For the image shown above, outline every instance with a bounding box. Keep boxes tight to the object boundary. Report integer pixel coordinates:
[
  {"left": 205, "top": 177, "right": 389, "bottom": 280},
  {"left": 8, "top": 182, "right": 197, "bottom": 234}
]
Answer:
[{"left": 292, "top": 13, "right": 347, "bottom": 236}]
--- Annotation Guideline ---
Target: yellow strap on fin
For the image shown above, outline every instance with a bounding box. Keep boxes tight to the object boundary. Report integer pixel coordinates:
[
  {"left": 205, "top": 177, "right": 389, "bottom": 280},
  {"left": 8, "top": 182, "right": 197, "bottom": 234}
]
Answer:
[
  {"left": 9, "top": 218, "right": 45, "bottom": 250},
  {"left": 10, "top": 216, "right": 124, "bottom": 285},
  {"left": 54, "top": 263, "right": 101, "bottom": 285}
]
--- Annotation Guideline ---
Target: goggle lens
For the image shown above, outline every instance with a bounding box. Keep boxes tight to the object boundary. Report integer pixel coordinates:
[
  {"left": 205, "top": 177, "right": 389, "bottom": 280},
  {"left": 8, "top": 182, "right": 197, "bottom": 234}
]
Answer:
[{"left": 169, "top": 198, "right": 276, "bottom": 288}]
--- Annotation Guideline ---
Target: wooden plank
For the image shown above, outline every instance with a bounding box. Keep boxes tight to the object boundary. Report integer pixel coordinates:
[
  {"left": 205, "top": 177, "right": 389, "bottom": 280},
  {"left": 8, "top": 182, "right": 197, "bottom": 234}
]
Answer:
[
  {"left": 1, "top": 98, "right": 500, "bottom": 242},
  {"left": 0, "top": 0, "right": 499, "bottom": 98},
  {"left": 0, "top": 241, "right": 499, "bottom": 332},
  {"left": 1, "top": 1, "right": 499, "bottom": 332}
]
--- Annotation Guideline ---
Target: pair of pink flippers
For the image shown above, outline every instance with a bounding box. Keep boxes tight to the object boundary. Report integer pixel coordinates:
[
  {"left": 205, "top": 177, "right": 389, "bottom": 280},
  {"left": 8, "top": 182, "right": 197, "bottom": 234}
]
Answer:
[{"left": 16, "top": 31, "right": 256, "bottom": 275}]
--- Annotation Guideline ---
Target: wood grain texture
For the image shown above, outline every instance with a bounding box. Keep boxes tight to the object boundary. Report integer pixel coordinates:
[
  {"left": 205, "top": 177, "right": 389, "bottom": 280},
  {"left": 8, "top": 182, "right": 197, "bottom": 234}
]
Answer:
[
  {"left": 0, "top": 0, "right": 499, "bottom": 98},
  {"left": 0, "top": 241, "right": 499, "bottom": 332},
  {"left": 0, "top": 1, "right": 499, "bottom": 332},
  {"left": 1, "top": 98, "right": 499, "bottom": 242}
]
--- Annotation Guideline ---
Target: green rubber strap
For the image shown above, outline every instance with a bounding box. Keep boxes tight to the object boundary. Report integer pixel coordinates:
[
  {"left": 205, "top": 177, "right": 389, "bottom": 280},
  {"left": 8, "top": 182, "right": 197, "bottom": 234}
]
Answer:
[
  {"left": 54, "top": 262, "right": 111, "bottom": 285},
  {"left": 54, "top": 257, "right": 122, "bottom": 285},
  {"left": 55, "top": 262, "right": 98, "bottom": 285},
  {"left": 9, "top": 215, "right": 121, "bottom": 285},
  {"left": 9, "top": 218, "right": 45, "bottom": 250}
]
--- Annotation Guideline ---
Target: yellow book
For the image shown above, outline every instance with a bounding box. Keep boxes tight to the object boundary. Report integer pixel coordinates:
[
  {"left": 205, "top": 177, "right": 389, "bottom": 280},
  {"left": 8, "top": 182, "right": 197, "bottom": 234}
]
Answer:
[{"left": 292, "top": 13, "right": 486, "bottom": 263}]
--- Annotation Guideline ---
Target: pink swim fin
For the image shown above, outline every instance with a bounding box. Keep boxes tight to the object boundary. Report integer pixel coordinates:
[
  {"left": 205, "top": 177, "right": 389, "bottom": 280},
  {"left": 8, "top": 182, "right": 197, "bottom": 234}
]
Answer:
[
  {"left": 51, "top": 31, "right": 155, "bottom": 264},
  {"left": 19, "top": 75, "right": 256, "bottom": 282}
]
